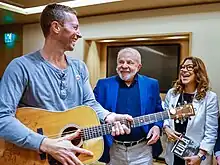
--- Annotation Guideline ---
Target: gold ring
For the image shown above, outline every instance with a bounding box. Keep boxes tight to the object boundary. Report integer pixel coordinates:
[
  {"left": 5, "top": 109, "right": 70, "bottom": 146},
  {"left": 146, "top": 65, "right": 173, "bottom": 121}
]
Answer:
[{"left": 168, "top": 138, "right": 175, "bottom": 142}]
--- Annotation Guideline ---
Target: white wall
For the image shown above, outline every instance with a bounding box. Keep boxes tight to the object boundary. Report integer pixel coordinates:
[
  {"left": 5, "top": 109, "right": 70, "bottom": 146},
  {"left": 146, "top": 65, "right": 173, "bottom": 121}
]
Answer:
[{"left": 23, "top": 3, "right": 220, "bottom": 97}]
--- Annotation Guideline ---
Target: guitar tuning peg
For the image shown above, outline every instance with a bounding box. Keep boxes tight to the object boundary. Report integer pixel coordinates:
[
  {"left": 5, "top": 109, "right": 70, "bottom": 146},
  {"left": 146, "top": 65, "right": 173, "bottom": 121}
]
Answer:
[{"left": 175, "top": 119, "right": 179, "bottom": 124}]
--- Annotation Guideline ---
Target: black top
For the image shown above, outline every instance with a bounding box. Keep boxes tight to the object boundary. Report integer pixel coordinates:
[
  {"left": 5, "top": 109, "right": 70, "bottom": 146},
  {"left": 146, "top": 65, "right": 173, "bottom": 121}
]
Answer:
[{"left": 174, "top": 93, "right": 194, "bottom": 165}]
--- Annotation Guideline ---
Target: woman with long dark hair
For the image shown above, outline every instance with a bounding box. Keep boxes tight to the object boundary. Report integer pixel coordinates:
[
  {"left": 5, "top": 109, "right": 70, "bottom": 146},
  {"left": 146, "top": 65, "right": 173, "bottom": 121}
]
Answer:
[{"left": 163, "top": 57, "right": 219, "bottom": 165}]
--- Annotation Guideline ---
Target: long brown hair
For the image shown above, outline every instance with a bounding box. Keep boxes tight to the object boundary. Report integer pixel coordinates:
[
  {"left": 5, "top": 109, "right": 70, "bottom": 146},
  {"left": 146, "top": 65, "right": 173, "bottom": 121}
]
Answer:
[{"left": 173, "top": 57, "right": 210, "bottom": 100}]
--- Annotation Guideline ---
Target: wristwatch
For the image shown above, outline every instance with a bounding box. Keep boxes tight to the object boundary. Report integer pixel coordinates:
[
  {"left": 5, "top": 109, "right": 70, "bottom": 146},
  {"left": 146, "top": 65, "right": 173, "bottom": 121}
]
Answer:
[{"left": 197, "top": 152, "right": 206, "bottom": 161}]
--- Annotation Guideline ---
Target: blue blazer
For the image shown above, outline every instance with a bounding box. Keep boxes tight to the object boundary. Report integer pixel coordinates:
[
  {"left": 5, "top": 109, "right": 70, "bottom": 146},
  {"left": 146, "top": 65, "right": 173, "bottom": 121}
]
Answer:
[{"left": 93, "top": 74, "right": 164, "bottom": 163}]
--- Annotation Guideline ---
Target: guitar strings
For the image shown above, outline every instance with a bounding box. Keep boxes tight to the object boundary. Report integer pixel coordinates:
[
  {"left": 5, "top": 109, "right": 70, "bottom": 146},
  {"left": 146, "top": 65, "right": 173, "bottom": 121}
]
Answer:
[
  {"left": 46, "top": 124, "right": 113, "bottom": 138},
  {"left": 45, "top": 118, "right": 139, "bottom": 138},
  {"left": 45, "top": 114, "right": 162, "bottom": 138},
  {"left": 46, "top": 130, "right": 82, "bottom": 138}
]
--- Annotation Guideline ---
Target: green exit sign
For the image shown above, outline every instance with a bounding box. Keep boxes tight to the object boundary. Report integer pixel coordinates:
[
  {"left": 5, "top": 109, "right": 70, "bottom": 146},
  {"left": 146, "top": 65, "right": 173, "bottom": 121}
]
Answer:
[{"left": 4, "top": 33, "right": 16, "bottom": 44}]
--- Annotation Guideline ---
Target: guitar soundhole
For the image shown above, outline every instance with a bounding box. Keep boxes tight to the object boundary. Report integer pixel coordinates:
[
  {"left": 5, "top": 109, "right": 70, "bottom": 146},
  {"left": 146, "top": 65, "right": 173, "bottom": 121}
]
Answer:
[
  {"left": 47, "top": 126, "right": 83, "bottom": 165},
  {"left": 61, "top": 126, "right": 82, "bottom": 147}
]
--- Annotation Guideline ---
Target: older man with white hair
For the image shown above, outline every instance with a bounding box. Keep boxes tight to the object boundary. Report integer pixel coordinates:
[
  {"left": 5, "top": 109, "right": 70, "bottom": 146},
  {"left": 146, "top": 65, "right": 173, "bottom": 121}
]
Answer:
[{"left": 94, "top": 47, "right": 164, "bottom": 165}]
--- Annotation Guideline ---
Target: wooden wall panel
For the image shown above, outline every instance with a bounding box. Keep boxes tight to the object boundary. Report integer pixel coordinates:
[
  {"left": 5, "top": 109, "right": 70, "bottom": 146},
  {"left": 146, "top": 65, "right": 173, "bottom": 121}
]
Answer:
[{"left": 0, "top": 24, "right": 23, "bottom": 78}]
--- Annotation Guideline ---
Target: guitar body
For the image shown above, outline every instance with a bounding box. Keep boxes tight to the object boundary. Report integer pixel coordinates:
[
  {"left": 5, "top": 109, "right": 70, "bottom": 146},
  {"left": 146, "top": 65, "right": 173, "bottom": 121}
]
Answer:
[{"left": 0, "top": 106, "right": 104, "bottom": 165}]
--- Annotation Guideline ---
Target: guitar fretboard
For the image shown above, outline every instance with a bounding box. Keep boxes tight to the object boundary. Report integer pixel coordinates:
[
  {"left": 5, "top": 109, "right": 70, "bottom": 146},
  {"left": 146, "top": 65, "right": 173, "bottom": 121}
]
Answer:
[
  {"left": 81, "top": 111, "right": 169, "bottom": 140},
  {"left": 131, "top": 111, "right": 169, "bottom": 128}
]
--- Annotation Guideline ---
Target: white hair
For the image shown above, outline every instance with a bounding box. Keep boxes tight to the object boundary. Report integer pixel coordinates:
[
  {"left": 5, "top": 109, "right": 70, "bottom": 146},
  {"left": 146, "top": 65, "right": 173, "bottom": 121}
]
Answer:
[{"left": 117, "top": 47, "right": 141, "bottom": 64}]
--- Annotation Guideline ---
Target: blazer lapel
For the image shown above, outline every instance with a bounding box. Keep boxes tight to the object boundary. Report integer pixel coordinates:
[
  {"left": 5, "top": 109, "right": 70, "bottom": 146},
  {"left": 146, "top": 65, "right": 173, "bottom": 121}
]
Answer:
[
  {"left": 170, "top": 93, "right": 180, "bottom": 128},
  {"left": 109, "top": 77, "right": 119, "bottom": 113},
  {"left": 138, "top": 75, "right": 147, "bottom": 115},
  {"left": 171, "top": 93, "right": 180, "bottom": 109}
]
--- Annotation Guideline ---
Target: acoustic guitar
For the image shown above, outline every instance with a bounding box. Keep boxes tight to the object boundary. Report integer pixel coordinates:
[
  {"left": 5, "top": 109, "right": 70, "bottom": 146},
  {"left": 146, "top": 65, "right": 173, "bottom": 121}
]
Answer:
[{"left": 0, "top": 104, "right": 194, "bottom": 165}]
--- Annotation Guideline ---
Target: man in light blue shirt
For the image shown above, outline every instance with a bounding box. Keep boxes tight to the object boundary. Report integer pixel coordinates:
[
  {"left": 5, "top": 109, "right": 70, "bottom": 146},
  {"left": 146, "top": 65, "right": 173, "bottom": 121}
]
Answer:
[{"left": 0, "top": 3, "right": 132, "bottom": 165}]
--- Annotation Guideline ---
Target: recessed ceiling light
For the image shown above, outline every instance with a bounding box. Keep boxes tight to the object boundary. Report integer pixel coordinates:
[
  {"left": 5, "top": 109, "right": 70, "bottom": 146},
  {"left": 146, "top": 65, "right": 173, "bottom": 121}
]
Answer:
[
  {"left": 0, "top": 0, "right": 122, "bottom": 15},
  {"left": 129, "top": 38, "right": 151, "bottom": 41},
  {"left": 99, "top": 39, "right": 118, "bottom": 42}
]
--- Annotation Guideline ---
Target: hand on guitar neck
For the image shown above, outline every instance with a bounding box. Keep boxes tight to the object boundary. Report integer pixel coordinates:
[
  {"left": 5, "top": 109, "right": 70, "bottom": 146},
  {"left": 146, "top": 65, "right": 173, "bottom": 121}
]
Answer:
[
  {"left": 40, "top": 129, "right": 93, "bottom": 165},
  {"left": 104, "top": 112, "right": 133, "bottom": 136}
]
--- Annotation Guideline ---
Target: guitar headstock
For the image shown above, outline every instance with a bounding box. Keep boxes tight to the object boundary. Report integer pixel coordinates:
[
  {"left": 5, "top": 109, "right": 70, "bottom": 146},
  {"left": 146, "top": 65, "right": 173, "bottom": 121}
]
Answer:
[{"left": 169, "top": 103, "right": 195, "bottom": 120}]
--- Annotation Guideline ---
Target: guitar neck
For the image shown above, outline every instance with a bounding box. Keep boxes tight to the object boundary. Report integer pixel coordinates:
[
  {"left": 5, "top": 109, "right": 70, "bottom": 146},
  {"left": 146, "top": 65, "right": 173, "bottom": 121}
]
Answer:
[
  {"left": 82, "top": 123, "right": 113, "bottom": 140},
  {"left": 131, "top": 111, "right": 169, "bottom": 128},
  {"left": 82, "top": 110, "right": 169, "bottom": 140}
]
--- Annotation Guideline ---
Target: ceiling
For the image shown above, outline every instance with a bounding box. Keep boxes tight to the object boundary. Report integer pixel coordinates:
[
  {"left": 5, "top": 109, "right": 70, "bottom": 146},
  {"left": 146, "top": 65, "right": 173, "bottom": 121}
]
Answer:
[
  {"left": 1, "top": 0, "right": 220, "bottom": 25},
  {"left": 2, "top": 0, "right": 70, "bottom": 8}
]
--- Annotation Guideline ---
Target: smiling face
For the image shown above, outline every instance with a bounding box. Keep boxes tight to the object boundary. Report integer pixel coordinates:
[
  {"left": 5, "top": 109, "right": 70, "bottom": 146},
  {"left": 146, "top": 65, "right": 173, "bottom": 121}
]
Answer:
[
  {"left": 174, "top": 57, "right": 209, "bottom": 100},
  {"left": 116, "top": 48, "right": 142, "bottom": 82},
  {"left": 57, "top": 12, "right": 81, "bottom": 51},
  {"left": 180, "top": 59, "right": 196, "bottom": 86}
]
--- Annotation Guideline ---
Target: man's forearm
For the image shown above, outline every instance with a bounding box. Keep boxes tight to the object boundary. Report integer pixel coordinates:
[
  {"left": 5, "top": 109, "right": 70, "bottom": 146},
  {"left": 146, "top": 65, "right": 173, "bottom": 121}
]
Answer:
[{"left": 0, "top": 115, "right": 45, "bottom": 150}]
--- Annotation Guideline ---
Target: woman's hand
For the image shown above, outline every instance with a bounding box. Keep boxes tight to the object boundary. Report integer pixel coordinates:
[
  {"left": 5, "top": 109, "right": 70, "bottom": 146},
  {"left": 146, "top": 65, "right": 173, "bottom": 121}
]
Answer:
[
  {"left": 164, "top": 125, "right": 181, "bottom": 142},
  {"left": 217, "top": 156, "right": 220, "bottom": 165},
  {"left": 184, "top": 155, "right": 201, "bottom": 165}
]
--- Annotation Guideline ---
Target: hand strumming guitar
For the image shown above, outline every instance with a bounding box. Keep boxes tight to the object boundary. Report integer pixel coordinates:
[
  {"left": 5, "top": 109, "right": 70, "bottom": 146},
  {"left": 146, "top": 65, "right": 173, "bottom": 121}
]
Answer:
[{"left": 40, "top": 130, "right": 93, "bottom": 165}]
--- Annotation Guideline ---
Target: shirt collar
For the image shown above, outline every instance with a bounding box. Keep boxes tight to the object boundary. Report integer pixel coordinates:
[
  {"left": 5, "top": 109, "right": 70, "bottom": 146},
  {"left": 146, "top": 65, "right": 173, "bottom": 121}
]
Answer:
[{"left": 116, "top": 74, "right": 139, "bottom": 84}]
